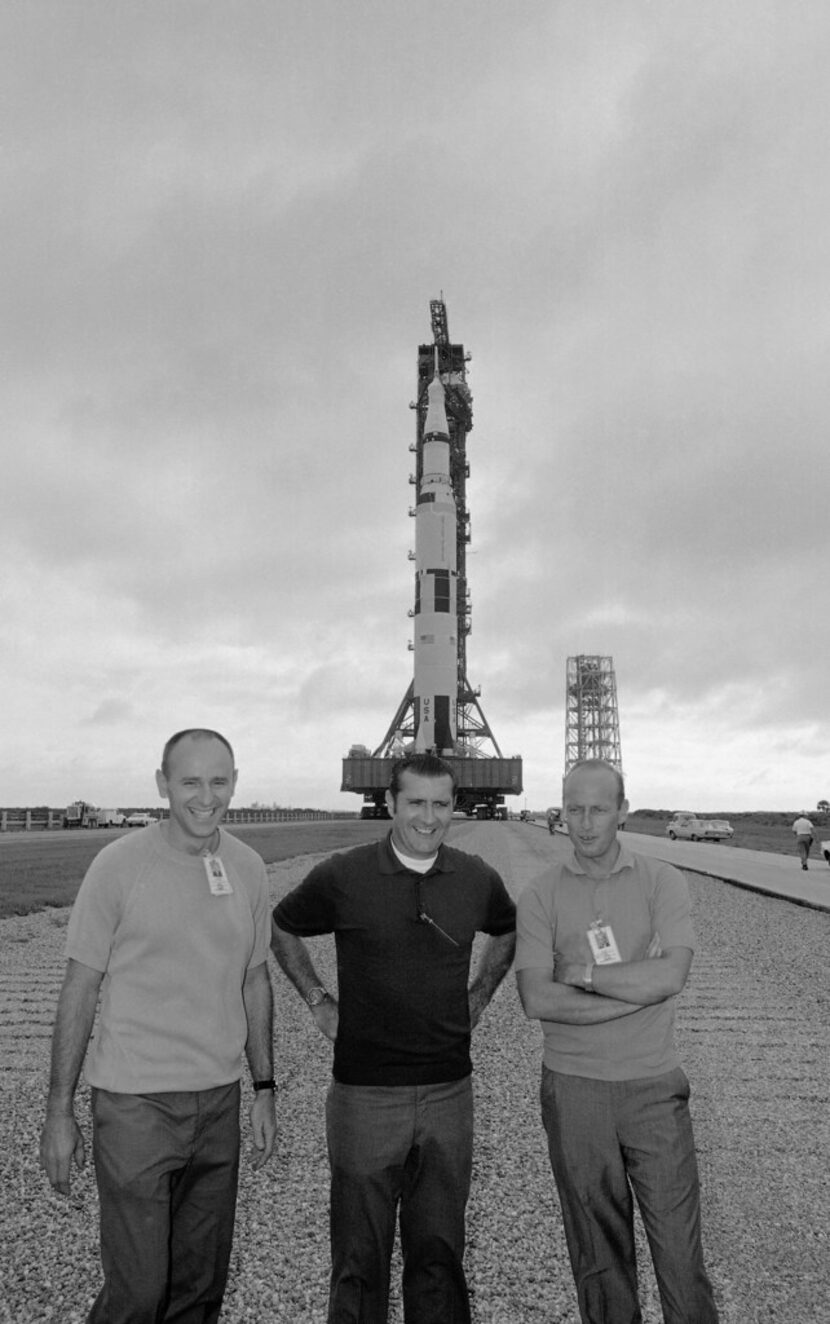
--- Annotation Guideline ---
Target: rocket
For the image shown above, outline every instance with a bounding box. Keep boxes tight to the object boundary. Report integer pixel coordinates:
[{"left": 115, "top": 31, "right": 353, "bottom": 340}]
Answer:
[{"left": 413, "top": 363, "right": 458, "bottom": 754}]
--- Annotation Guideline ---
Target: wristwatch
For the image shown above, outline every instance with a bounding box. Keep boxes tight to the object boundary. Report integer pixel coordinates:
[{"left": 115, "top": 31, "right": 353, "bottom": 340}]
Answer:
[
  {"left": 582, "top": 963, "right": 594, "bottom": 992},
  {"left": 305, "top": 985, "right": 330, "bottom": 1008}
]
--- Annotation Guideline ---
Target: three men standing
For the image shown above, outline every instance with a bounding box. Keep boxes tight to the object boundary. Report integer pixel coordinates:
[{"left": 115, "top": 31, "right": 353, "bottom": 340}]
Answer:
[
  {"left": 516, "top": 759, "right": 718, "bottom": 1324},
  {"left": 40, "top": 737, "right": 720, "bottom": 1322},
  {"left": 40, "top": 729, "right": 276, "bottom": 1323},
  {"left": 271, "top": 752, "right": 516, "bottom": 1324}
]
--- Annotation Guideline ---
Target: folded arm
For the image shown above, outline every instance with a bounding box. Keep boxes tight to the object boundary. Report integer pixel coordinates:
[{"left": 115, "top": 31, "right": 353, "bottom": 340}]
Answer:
[
  {"left": 554, "top": 946, "right": 693, "bottom": 1005},
  {"left": 517, "top": 965, "right": 644, "bottom": 1024},
  {"left": 517, "top": 944, "right": 692, "bottom": 1025}
]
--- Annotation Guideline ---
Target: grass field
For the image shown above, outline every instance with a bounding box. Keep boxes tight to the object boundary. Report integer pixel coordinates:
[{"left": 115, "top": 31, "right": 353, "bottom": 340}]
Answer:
[
  {"left": 0, "top": 821, "right": 388, "bottom": 919},
  {"left": 625, "top": 812, "right": 829, "bottom": 857}
]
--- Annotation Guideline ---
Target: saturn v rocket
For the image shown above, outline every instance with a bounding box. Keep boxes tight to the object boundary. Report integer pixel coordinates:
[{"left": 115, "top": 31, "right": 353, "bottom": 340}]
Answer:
[
  {"left": 340, "top": 298, "right": 523, "bottom": 819},
  {"left": 412, "top": 363, "right": 458, "bottom": 754}
]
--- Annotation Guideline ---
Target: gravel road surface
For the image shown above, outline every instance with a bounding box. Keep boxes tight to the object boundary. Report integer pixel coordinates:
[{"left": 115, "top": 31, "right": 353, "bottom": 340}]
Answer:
[{"left": 1, "top": 822, "right": 828, "bottom": 1322}]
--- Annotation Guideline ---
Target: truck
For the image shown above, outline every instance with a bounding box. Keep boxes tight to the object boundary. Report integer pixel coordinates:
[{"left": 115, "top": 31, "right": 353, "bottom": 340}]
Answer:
[
  {"left": 63, "top": 802, "right": 126, "bottom": 829},
  {"left": 63, "top": 800, "right": 100, "bottom": 829},
  {"left": 97, "top": 808, "right": 126, "bottom": 828}
]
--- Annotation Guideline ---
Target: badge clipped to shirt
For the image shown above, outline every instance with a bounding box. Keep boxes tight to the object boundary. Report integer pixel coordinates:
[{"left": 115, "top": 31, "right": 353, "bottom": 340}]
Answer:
[
  {"left": 587, "top": 918, "right": 621, "bottom": 964},
  {"left": 203, "top": 853, "right": 233, "bottom": 896}
]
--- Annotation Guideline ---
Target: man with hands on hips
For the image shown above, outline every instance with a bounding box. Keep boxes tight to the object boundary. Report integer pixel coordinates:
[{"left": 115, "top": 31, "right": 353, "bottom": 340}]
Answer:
[{"left": 271, "top": 752, "right": 516, "bottom": 1324}]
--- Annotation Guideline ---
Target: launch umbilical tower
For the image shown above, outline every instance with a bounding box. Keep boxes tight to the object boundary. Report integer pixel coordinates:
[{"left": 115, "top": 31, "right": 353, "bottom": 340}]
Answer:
[{"left": 564, "top": 655, "right": 623, "bottom": 774}]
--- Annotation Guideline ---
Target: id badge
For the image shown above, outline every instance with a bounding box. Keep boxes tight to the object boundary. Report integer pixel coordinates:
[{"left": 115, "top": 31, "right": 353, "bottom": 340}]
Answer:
[
  {"left": 203, "top": 854, "right": 233, "bottom": 895},
  {"left": 587, "top": 920, "right": 621, "bottom": 964}
]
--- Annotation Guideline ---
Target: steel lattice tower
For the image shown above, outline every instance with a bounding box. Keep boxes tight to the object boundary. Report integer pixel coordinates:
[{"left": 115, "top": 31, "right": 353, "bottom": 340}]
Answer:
[{"left": 565, "top": 655, "right": 623, "bottom": 774}]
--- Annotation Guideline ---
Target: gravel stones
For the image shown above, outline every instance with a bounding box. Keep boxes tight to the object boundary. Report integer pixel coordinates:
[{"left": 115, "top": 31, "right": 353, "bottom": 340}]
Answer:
[{"left": 1, "top": 829, "right": 829, "bottom": 1322}]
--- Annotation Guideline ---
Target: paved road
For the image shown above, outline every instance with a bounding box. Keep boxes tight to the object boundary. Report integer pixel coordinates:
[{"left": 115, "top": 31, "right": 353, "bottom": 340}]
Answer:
[{"left": 618, "top": 830, "right": 830, "bottom": 912}]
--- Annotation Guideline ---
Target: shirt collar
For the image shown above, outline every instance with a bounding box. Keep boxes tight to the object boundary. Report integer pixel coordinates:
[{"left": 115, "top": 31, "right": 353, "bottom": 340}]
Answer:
[
  {"left": 564, "top": 840, "right": 636, "bottom": 879},
  {"left": 377, "top": 831, "right": 456, "bottom": 876}
]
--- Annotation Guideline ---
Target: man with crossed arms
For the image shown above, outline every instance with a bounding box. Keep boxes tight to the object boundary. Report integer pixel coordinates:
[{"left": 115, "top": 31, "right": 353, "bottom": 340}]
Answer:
[{"left": 515, "top": 759, "right": 718, "bottom": 1323}]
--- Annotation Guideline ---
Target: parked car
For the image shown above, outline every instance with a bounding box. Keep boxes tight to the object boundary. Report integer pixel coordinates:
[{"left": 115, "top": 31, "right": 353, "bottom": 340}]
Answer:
[
  {"left": 125, "top": 812, "right": 157, "bottom": 828},
  {"left": 665, "top": 812, "right": 734, "bottom": 842}
]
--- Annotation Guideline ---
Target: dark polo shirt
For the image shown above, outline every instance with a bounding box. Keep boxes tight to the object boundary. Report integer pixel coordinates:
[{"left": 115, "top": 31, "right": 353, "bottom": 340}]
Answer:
[{"left": 273, "top": 833, "right": 515, "bottom": 1086}]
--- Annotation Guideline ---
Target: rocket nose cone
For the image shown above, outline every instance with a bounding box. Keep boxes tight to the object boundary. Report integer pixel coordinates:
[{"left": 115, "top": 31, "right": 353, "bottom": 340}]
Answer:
[{"left": 424, "top": 374, "right": 449, "bottom": 438}]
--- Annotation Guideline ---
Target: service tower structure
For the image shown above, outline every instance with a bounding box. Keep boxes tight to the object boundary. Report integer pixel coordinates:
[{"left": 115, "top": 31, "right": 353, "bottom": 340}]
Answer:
[
  {"left": 341, "top": 299, "right": 522, "bottom": 819},
  {"left": 564, "top": 655, "right": 623, "bottom": 775}
]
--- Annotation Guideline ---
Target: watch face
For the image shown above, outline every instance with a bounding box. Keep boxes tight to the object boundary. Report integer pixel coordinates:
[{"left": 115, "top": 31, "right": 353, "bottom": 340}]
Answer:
[{"left": 306, "top": 987, "right": 327, "bottom": 1007}]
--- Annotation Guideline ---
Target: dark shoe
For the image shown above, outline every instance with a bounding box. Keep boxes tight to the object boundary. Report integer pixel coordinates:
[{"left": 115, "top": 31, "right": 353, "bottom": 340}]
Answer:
[{"left": 802, "top": 863, "right": 808, "bottom": 870}]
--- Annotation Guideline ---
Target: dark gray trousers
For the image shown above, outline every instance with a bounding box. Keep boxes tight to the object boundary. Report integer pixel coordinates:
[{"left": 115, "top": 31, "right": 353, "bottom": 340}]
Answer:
[
  {"left": 88, "top": 1083, "right": 240, "bottom": 1324},
  {"left": 541, "top": 1066, "right": 719, "bottom": 1324},
  {"left": 325, "top": 1077, "right": 473, "bottom": 1324}
]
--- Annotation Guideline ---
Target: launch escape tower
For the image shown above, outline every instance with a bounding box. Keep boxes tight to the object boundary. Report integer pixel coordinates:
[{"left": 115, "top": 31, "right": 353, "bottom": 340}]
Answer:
[
  {"left": 341, "top": 299, "right": 522, "bottom": 819},
  {"left": 564, "top": 655, "right": 623, "bottom": 775}
]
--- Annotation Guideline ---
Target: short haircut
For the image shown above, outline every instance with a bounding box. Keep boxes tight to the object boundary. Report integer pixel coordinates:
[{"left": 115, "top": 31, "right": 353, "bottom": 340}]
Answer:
[
  {"left": 563, "top": 759, "right": 626, "bottom": 809},
  {"left": 388, "top": 752, "right": 457, "bottom": 804},
  {"left": 161, "top": 728, "right": 235, "bottom": 777}
]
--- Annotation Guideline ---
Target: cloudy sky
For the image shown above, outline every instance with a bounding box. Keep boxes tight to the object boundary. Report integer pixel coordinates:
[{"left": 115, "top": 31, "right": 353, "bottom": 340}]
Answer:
[{"left": 2, "top": 1, "right": 828, "bottom": 814}]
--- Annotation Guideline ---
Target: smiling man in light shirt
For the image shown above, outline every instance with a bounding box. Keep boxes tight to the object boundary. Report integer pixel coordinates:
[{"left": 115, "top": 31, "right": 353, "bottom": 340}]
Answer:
[
  {"left": 515, "top": 759, "right": 719, "bottom": 1324},
  {"left": 271, "top": 751, "right": 516, "bottom": 1324},
  {"left": 40, "top": 728, "right": 276, "bottom": 1324}
]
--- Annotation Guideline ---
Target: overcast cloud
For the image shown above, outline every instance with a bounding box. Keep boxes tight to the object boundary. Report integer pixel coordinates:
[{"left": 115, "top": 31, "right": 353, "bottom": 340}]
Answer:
[{"left": 1, "top": 1, "right": 828, "bottom": 814}]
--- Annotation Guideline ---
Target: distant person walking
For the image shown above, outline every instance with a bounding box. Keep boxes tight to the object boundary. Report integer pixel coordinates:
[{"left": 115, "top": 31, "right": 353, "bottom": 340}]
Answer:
[
  {"left": 515, "top": 759, "right": 719, "bottom": 1324},
  {"left": 270, "top": 751, "right": 516, "bottom": 1324},
  {"left": 39, "top": 728, "right": 277, "bottom": 1324},
  {"left": 792, "top": 814, "right": 815, "bottom": 870}
]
